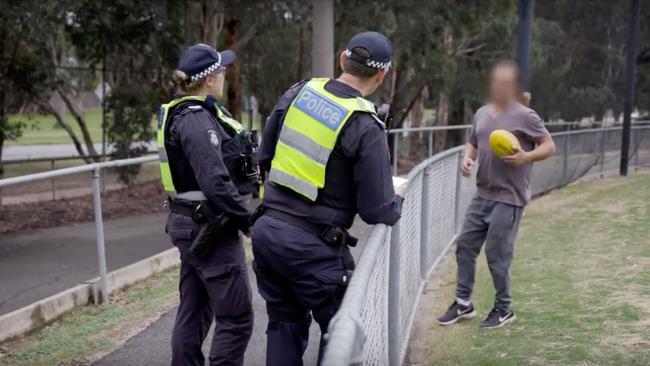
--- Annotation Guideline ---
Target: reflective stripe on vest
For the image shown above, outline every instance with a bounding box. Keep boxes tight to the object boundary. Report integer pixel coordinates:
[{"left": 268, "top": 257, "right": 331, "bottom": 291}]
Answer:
[
  {"left": 157, "top": 95, "right": 244, "bottom": 196},
  {"left": 269, "top": 78, "right": 377, "bottom": 201}
]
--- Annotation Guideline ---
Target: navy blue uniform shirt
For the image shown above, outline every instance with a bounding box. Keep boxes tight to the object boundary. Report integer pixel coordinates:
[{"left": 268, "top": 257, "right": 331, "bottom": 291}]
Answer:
[
  {"left": 166, "top": 103, "right": 250, "bottom": 222},
  {"left": 259, "top": 79, "right": 402, "bottom": 228}
]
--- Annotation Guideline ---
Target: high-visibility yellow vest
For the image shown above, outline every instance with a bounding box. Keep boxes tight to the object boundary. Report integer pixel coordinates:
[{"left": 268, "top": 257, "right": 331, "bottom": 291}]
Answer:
[
  {"left": 269, "top": 78, "right": 379, "bottom": 201},
  {"left": 157, "top": 95, "right": 244, "bottom": 198}
]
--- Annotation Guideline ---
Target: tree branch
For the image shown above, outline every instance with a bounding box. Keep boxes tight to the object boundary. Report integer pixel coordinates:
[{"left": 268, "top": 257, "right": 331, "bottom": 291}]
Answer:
[
  {"left": 37, "top": 100, "right": 92, "bottom": 163},
  {"left": 231, "top": 24, "right": 257, "bottom": 51},
  {"left": 58, "top": 89, "right": 100, "bottom": 161}
]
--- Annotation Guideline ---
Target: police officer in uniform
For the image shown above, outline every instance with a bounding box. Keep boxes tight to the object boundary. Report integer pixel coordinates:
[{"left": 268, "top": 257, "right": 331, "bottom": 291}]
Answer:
[
  {"left": 158, "top": 44, "right": 258, "bottom": 366},
  {"left": 251, "top": 32, "right": 403, "bottom": 365}
]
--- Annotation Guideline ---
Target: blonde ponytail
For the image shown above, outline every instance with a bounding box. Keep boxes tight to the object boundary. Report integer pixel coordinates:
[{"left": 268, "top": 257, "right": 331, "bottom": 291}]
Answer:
[{"left": 172, "top": 69, "right": 203, "bottom": 93}]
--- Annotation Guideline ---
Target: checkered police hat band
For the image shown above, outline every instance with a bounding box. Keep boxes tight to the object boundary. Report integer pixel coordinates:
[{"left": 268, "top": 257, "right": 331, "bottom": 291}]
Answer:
[
  {"left": 344, "top": 49, "right": 391, "bottom": 70},
  {"left": 190, "top": 53, "right": 222, "bottom": 82}
]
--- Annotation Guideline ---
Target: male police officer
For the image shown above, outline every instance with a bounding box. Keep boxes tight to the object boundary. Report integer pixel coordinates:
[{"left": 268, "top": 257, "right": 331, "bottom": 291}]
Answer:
[
  {"left": 251, "top": 32, "right": 403, "bottom": 365},
  {"left": 158, "top": 44, "right": 258, "bottom": 365}
]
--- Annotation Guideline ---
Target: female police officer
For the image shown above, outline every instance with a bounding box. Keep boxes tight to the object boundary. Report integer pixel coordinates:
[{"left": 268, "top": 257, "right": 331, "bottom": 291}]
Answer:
[{"left": 158, "top": 44, "right": 258, "bottom": 366}]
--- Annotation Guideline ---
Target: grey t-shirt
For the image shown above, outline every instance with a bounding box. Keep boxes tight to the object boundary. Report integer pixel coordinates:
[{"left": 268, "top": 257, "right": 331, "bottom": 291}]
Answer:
[{"left": 469, "top": 102, "right": 550, "bottom": 207}]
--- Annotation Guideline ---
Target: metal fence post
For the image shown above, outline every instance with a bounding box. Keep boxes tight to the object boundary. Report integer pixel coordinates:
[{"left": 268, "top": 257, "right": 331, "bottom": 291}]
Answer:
[
  {"left": 562, "top": 134, "right": 569, "bottom": 184},
  {"left": 454, "top": 151, "right": 464, "bottom": 232},
  {"left": 600, "top": 129, "right": 607, "bottom": 177},
  {"left": 50, "top": 159, "right": 56, "bottom": 201},
  {"left": 92, "top": 167, "right": 109, "bottom": 304},
  {"left": 634, "top": 128, "right": 639, "bottom": 170},
  {"left": 388, "top": 222, "right": 401, "bottom": 366},
  {"left": 428, "top": 131, "right": 433, "bottom": 157},
  {"left": 420, "top": 167, "right": 431, "bottom": 278}
]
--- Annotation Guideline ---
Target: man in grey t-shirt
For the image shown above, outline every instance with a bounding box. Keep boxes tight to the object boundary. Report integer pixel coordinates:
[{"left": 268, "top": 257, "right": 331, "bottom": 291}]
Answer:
[{"left": 437, "top": 60, "right": 556, "bottom": 329}]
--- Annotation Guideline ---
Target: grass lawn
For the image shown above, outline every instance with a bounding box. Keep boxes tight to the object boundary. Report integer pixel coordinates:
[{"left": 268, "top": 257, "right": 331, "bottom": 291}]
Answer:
[
  {"left": 426, "top": 171, "right": 650, "bottom": 365},
  {"left": 8, "top": 108, "right": 106, "bottom": 145},
  {"left": 7, "top": 108, "right": 263, "bottom": 145}
]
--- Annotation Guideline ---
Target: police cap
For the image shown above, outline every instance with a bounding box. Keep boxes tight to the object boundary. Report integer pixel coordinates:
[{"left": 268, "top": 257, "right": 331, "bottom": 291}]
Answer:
[
  {"left": 176, "top": 44, "right": 236, "bottom": 83},
  {"left": 344, "top": 31, "right": 393, "bottom": 70}
]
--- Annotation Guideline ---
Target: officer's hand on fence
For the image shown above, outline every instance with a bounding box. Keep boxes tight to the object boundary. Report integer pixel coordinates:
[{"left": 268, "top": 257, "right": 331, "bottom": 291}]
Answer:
[
  {"left": 460, "top": 156, "right": 475, "bottom": 177},
  {"left": 501, "top": 146, "right": 530, "bottom": 167}
]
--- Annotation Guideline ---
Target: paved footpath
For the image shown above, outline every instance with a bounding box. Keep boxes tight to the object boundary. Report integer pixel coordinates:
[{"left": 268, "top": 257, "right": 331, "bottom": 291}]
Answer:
[
  {"left": 0, "top": 212, "right": 169, "bottom": 315},
  {"left": 94, "top": 220, "right": 372, "bottom": 366}
]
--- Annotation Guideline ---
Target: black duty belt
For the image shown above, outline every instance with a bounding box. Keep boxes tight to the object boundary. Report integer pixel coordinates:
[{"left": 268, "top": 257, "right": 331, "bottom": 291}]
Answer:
[
  {"left": 260, "top": 207, "right": 357, "bottom": 247},
  {"left": 168, "top": 199, "right": 200, "bottom": 218},
  {"left": 168, "top": 199, "right": 222, "bottom": 224}
]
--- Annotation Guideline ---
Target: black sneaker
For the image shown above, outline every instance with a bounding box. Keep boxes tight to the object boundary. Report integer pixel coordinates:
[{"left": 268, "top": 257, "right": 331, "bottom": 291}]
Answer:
[
  {"left": 479, "top": 308, "right": 516, "bottom": 329},
  {"left": 436, "top": 301, "right": 476, "bottom": 325}
]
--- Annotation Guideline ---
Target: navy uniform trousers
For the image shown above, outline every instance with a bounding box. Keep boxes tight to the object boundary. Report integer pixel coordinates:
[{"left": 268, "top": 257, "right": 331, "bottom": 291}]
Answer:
[
  {"left": 167, "top": 212, "right": 253, "bottom": 366},
  {"left": 251, "top": 215, "right": 350, "bottom": 366}
]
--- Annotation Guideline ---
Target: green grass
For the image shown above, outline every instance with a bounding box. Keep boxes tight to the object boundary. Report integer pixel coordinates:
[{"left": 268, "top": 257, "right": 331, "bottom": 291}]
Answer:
[
  {"left": 427, "top": 172, "right": 650, "bottom": 366},
  {"left": 7, "top": 108, "right": 262, "bottom": 145},
  {"left": 0, "top": 269, "right": 179, "bottom": 366},
  {"left": 8, "top": 108, "right": 106, "bottom": 145}
]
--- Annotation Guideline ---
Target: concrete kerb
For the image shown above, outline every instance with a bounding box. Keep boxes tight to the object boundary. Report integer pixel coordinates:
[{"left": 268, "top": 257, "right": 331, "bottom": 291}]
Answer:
[{"left": 0, "top": 248, "right": 180, "bottom": 343}]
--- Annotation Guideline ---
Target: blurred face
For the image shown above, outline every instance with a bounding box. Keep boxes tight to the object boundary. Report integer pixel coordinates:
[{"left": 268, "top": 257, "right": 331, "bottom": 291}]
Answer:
[
  {"left": 204, "top": 71, "right": 225, "bottom": 98},
  {"left": 489, "top": 65, "right": 519, "bottom": 105}
]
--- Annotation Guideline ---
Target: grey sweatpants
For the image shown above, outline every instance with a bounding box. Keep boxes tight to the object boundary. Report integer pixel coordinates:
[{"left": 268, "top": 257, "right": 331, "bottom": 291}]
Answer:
[{"left": 455, "top": 195, "right": 524, "bottom": 312}]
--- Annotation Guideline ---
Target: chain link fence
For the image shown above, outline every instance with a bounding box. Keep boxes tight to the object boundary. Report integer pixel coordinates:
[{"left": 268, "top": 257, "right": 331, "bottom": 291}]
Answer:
[{"left": 322, "top": 126, "right": 650, "bottom": 366}]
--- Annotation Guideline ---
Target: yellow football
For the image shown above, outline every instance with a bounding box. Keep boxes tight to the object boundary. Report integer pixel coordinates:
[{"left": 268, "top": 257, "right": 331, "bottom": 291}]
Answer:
[{"left": 489, "top": 129, "right": 521, "bottom": 157}]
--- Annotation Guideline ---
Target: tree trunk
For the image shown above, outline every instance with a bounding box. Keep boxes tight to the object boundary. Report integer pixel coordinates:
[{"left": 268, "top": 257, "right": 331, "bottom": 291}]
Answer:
[
  {"left": 200, "top": 0, "right": 221, "bottom": 47},
  {"left": 0, "top": 131, "right": 4, "bottom": 204},
  {"left": 40, "top": 101, "right": 92, "bottom": 163},
  {"left": 434, "top": 92, "right": 449, "bottom": 153},
  {"left": 58, "top": 90, "right": 100, "bottom": 161},
  {"left": 408, "top": 87, "right": 425, "bottom": 161},
  {"left": 297, "top": 22, "right": 305, "bottom": 80},
  {"left": 224, "top": 15, "right": 242, "bottom": 121}
]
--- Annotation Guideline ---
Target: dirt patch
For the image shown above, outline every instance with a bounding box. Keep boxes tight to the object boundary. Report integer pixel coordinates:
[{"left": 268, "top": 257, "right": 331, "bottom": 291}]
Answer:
[{"left": 0, "top": 180, "right": 166, "bottom": 235}]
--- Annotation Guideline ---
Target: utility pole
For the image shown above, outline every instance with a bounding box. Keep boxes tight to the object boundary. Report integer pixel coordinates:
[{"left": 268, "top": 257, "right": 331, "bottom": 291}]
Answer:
[
  {"left": 620, "top": 0, "right": 640, "bottom": 176},
  {"left": 311, "top": 0, "right": 334, "bottom": 78},
  {"left": 515, "top": 0, "right": 534, "bottom": 93}
]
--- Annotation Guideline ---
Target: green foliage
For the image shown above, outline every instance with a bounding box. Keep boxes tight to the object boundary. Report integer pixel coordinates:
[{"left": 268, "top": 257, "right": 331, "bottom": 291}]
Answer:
[
  {"left": 531, "top": 0, "right": 632, "bottom": 120},
  {"left": 336, "top": 0, "right": 517, "bottom": 125},
  {"left": 2, "top": 0, "right": 649, "bottom": 169},
  {"left": 66, "top": 0, "right": 188, "bottom": 183},
  {"left": 636, "top": 3, "right": 650, "bottom": 118},
  {"left": 233, "top": 0, "right": 312, "bottom": 117},
  {"left": 0, "top": 0, "right": 62, "bottom": 147}
]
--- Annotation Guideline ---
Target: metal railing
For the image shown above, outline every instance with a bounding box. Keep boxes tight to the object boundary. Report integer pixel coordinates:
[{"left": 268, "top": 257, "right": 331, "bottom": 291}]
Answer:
[
  {"left": 0, "top": 152, "right": 157, "bottom": 201},
  {"left": 0, "top": 155, "right": 158, "bottom": 303},
  {"left": 387, "top": 120, "right": 650, "bottom": 174},
  {"left": 322, "top": 126, "right": 650, "bottom": 366}
]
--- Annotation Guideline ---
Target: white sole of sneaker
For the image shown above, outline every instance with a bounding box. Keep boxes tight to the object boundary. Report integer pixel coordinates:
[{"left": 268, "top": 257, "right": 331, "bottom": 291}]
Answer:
[
  {"left": 436, "top": 310, "right": 477, "bottom": 326},
  {"left": 481, "top": 314, "right": 517, "bottom": 329}
]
